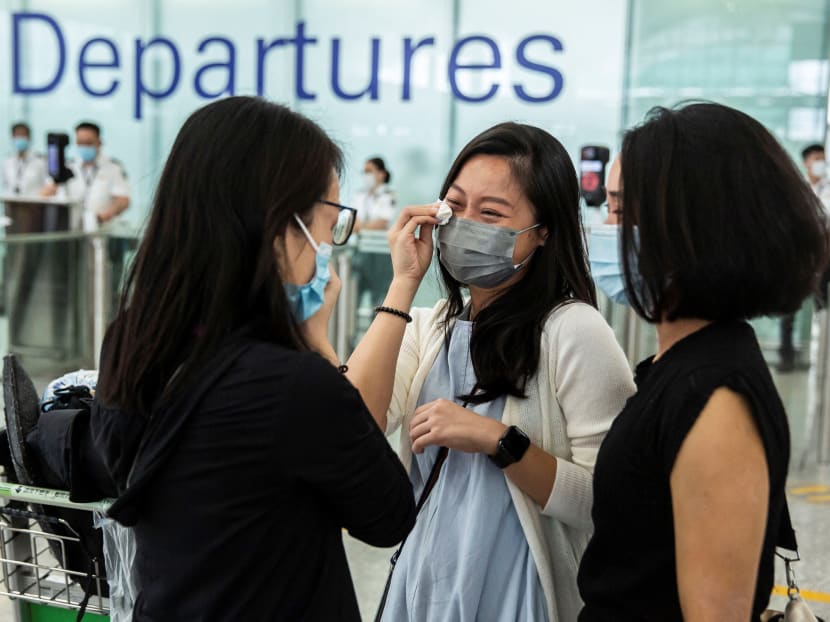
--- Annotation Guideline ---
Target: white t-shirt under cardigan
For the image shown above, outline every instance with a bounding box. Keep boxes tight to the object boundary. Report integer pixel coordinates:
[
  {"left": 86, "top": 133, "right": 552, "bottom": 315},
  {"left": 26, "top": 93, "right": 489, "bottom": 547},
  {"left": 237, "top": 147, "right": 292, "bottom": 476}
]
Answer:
[{"left": 386, "top": 300, "right": 636, "bottom": 622}]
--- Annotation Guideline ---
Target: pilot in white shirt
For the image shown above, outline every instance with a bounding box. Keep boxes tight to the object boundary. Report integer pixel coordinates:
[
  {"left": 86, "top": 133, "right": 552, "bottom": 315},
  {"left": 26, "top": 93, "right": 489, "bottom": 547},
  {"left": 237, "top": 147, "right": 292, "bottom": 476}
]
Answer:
[
  {"left": 42, "top": 122, "right": 130, "bottom": 231},
  {"left": 2, "top": 122, "right": 47, "bottom": 197}
]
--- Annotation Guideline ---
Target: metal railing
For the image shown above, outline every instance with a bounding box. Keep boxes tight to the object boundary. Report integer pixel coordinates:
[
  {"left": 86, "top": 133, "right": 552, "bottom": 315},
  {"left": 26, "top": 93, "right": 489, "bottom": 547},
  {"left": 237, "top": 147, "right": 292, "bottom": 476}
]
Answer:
[{"left": 1, "top": 227, "right": 827, "bottom": 464}]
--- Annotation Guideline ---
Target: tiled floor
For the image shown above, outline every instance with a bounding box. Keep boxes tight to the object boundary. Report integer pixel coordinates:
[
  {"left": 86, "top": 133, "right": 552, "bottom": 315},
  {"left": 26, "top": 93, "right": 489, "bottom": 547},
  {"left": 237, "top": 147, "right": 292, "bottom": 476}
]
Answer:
[{"left": 0, "top": 359, "right": 827, "bottom": 620}]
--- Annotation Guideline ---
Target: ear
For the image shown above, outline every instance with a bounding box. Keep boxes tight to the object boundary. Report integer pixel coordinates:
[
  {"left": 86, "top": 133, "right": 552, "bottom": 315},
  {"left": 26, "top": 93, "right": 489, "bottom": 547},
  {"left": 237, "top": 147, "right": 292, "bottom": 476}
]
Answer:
[{"left": 536, "top": 226, "right": 549, "bottom": 246}]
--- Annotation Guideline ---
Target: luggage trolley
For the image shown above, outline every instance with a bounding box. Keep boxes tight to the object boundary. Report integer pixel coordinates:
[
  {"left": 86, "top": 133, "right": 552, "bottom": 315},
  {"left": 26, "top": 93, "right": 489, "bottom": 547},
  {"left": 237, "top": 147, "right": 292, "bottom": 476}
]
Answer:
[{"left": 0, "top": 481, "right": 112, "bottom": 621}]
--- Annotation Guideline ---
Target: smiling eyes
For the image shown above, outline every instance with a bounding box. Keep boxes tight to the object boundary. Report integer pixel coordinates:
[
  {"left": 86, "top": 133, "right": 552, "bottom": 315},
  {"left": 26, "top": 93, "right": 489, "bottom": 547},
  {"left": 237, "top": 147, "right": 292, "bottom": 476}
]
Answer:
[{"left": 445, "top": 197, "right": 506, "bottom": 219}]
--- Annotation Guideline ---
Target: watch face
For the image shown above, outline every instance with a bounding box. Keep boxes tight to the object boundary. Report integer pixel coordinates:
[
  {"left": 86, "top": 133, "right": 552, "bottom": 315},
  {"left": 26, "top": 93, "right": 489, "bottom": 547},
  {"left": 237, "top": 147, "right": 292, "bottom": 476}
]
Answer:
[{"left": 501, "top": 426, "right": 531, "bottom": 460}]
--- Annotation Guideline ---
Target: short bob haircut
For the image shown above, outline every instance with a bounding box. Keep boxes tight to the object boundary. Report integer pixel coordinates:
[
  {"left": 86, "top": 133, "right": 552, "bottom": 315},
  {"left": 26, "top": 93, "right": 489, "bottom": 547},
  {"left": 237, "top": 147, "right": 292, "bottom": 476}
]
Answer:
[{"left": 620, "top": 102, "right": 829, "bottom": 323}]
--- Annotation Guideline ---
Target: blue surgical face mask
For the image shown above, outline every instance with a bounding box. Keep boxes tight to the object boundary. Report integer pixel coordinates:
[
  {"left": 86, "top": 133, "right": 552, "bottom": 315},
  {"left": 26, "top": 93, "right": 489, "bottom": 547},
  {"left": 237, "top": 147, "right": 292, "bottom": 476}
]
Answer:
[
  {"left": 284, "top": 215, "right": 333, "bottom": 322},
  {"left": 588, "top": 224, "right": 644, "bottom": 306},
  {"left": 13, "top": 137, "right": 29, "bottom": 153},
  {"left": 77, "top": 145, "right": 97, "bottom": 163}
]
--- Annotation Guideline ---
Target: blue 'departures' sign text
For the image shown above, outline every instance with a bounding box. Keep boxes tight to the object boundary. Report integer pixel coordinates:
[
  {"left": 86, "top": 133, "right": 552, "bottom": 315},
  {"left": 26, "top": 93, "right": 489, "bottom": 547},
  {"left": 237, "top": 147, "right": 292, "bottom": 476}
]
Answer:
[{"left": 11, "top": 12, "right": 566, "bottom": 120}]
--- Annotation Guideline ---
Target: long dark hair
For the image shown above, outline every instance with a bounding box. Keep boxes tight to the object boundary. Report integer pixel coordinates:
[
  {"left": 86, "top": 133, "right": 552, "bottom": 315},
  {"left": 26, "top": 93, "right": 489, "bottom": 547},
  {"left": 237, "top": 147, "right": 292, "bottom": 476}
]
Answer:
[
  {"left": 438, "top": 122, "right": 596, "bottom": 404},
  {"left": 98, "top": 97, "right": 343, "bottom": 415},
  {"left": 620, "top": 102, "right": 829, "bottom": 323}
]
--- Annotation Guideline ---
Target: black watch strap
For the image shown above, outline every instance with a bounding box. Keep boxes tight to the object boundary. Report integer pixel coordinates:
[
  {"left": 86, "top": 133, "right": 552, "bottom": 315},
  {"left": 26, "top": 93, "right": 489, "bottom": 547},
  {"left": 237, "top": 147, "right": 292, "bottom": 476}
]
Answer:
[{"left": 489, "top": 425, "right": 531, "bottom": 469}]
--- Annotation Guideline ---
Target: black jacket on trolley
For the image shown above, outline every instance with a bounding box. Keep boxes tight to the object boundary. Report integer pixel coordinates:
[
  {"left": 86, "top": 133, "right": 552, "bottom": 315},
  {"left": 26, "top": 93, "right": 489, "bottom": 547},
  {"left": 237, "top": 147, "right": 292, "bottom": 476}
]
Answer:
[{"left": 33, "top": 328, "right": 416, "bottom": 621}]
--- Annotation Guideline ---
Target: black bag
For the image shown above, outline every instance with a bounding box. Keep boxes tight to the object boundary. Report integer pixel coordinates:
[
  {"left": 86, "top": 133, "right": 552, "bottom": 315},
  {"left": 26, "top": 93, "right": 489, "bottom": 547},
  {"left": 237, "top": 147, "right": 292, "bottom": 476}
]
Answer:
[
  {"left": 3, "top": 339, "right": 253, "bottom": 619},
  {"left": 2, "top": 355, "right": 108, "bottom": 622}
]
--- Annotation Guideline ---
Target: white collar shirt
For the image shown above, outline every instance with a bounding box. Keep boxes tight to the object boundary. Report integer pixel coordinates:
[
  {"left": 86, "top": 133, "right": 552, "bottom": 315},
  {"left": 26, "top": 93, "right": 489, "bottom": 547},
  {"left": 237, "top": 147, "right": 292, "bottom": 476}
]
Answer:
[
  {"left": 3, "top": 151, "right": 47, "bottom": 197},
  {"left": 811, "top": 177, "right": 830, "bottom": 213},
  {"left": 351, "top": 183, "right": 397, "bottom": 225},
  {"left": 63, "top": 154, "right": 130, "bottom": 229}
]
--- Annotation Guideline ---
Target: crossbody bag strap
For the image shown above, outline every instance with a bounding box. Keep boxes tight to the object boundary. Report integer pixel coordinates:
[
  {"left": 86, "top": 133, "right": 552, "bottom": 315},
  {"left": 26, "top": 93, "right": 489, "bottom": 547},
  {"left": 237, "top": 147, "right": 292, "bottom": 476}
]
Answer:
[
  {"left": 374, "top": 446, "right": 448, "bottom": 622},
  {"left": 374, "top": 395, "right": 473, "bottom": 622},
  {"left": 777, "top": 499, "right": 798, "bottom": 553}
]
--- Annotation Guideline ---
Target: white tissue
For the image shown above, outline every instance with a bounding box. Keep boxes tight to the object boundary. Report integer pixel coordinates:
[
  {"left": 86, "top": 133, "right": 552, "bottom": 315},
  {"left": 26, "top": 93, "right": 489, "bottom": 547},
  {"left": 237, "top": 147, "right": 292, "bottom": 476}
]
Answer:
[{"left": 436, "top": 200, "right": 453, "bottom": 226}]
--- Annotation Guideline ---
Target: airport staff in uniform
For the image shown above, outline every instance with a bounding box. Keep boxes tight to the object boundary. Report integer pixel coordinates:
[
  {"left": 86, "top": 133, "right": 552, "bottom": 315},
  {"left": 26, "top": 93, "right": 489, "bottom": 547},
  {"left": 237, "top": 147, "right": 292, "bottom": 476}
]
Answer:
[
  {"left": 2, "top": 122, "right": 48, "bottom": 327},
  {"left": 43, "top": 121, "right": 130, "bottom": 231},
  {"left": 352, "top": 157, "right": 397, "bottom": 231},
  {"left": 3, "top": 122, "right": 47, "bottom": 197},
  {"left": 351, "top": 157, "right": 396, "bottom": 332},
  {"left": 42, "top": 121, "right": 132, "bottom": 313},
  {"left": 779, "top": 143, "right": 830, "bottom": 370}
]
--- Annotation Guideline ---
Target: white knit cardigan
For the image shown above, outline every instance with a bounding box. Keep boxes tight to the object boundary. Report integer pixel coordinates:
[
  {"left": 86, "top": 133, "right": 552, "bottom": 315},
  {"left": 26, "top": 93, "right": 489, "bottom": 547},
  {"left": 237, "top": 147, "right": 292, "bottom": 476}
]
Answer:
[{"left": 386, "top": 300, "right": 636, "bottom": 622}]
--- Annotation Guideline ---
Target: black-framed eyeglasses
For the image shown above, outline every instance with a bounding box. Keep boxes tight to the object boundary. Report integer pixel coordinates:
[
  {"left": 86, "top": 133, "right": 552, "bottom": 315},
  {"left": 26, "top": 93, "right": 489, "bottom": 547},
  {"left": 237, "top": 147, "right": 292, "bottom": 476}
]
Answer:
[{"left": 319, "top": 199, "right": 358, "bottom": 246}]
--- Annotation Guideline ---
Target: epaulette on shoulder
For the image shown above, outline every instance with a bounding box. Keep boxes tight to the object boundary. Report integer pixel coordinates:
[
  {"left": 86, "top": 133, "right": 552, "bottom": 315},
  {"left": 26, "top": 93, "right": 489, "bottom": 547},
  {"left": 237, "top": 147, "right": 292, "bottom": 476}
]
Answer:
[{"left": 110, "top": 158, "right": 128, "bottom": 178}]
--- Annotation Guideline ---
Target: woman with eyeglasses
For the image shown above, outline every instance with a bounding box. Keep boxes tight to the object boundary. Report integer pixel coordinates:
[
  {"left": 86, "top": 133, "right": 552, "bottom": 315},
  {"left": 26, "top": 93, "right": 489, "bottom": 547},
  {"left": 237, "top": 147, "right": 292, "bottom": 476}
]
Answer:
[
  {"left": 337, "top": 122, "right": 636, "bottom": 621},
  {"left": 16, "top": 97, "right": 414, "bottom": 621}
]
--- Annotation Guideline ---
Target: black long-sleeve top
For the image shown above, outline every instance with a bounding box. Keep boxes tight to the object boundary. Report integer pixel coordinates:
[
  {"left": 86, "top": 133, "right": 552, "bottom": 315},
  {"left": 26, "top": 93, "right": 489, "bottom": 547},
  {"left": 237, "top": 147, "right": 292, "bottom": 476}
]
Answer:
[{"left": 94, "top": 338, "right": 416, "bottom": 621}]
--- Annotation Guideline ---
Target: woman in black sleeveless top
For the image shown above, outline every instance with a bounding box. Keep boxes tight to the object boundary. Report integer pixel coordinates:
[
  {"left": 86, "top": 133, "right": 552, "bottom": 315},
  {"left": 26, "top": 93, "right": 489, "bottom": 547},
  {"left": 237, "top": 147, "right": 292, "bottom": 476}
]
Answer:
[{"left": 578, "top": 103, "right": 829, "bottom": 621}]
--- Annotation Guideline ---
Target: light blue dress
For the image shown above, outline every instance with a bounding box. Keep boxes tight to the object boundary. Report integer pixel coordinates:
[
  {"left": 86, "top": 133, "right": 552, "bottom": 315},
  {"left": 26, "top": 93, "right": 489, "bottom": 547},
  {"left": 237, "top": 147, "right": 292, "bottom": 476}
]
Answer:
[{"left": 381, "top": 317, "right": 548, "bottom": 622}]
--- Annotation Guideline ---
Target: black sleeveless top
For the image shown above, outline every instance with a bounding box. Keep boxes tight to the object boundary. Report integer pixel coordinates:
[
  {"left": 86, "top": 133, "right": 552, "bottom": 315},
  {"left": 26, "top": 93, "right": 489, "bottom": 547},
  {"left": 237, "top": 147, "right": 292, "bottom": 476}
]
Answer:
[{"left": 578, "top": 321, "right": 790, "bottom": 621}]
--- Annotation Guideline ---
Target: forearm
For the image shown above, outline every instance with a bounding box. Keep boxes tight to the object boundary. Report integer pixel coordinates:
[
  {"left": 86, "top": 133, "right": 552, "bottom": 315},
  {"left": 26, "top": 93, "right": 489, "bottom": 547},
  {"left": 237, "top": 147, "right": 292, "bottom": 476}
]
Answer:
[
  {"left": 98, "top": 196, "right": 130, "bottom": 223},
  {"left": 111, "top": 196, "right": 129, "bottom": 215},
  {"left": 467, "top": 417, "right": 558, "bottom": 508},
  {"left": 504, "top": 445, "right": 558, "bottom": 508},
  {"left": 345, "top": 278, "right": 418, "bottom": 429}
]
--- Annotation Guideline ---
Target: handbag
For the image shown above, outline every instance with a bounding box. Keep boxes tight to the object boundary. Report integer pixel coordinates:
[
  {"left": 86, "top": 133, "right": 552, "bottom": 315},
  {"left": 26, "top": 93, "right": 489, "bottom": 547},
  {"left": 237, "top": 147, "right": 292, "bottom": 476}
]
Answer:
[{"left": 761, "top": 502, "right": 824, "bottom": 622}]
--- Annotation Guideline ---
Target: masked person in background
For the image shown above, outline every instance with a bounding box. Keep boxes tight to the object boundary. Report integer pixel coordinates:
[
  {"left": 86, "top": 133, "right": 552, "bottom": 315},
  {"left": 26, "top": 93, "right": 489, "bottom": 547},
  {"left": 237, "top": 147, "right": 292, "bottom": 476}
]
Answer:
[
  {"left": 776, "top": 144, "right": 830, "bottom": 371},
  {"left": 41, "top": 122, "right": 130, "bottom": 231},
  {"left": 353, "top": 157, "right": 396, "bottom": 231},
  {"left": 16, "top": 97, "right": 416, "bottom": 621},
  {"left": 577, "top": 103, "right": 829, "bottom": 621},
  {"left": 338, "top": 122, "right": 636, "bottom": 621},
  {"left": 588, "top": 155, "right": 629, "bottom": 305},
  {"left": 2, "top": 122, "right": 47, "bottom": 197},
  {"left": 350, "top": 156, "right": 398, "bottom": 321}
]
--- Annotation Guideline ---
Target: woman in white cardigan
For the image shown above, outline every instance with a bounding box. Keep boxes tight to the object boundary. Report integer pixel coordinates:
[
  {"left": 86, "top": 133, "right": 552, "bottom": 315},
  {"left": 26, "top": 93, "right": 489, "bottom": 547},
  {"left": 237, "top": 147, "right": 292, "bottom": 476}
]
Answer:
[{"left": 320, "top": 123, "right": 635, "bottom": 621}]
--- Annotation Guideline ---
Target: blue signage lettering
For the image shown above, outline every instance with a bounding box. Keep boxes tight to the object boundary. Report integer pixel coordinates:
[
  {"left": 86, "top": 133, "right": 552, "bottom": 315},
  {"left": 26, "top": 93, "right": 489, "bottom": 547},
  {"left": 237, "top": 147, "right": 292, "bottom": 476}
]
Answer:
[
  {"left": 293, "top": 22, "right": 318, "bottom": 101},
  {"left": 9, "top": 12, "right": 567, "bottom": 120},
  {"left": 448, "top": 36, "right": 502, "bottom": 103},
  {"left": 402, "top": 37, "right": 435, "bottom": 101},
  {"left": 79, "top": 37, "right": 120, "bottom": 97},
  {"left": 13, "top": 12, "right": 66, "bottom": 95},
  {"left": 134, "top": 37, "right": 182, "bottom": 120},
  {"left": 256, "top": 36, "right": 289, "bottom": 98},
  {"left": 514, "top": 34, "right": 564, "bottom": 102},
  {"left": 194, "top": 37, "right": 236, "bottom": 99},
  {"left": 331, "top": 37, "right": 380, "bottom": 100}
]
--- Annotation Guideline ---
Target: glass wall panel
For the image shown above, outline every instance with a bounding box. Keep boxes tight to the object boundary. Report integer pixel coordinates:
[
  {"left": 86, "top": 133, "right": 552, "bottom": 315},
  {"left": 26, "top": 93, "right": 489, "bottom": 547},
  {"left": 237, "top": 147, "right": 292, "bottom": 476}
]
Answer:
[{"left": 625, "top": 0, "right": 830, "bottom": 153}]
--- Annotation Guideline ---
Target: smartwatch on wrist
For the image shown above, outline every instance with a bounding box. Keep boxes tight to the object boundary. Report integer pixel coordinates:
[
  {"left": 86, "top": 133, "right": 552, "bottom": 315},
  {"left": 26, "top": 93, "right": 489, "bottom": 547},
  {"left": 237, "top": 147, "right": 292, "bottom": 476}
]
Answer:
[{"left": 488, "top": 425, "right": 531, "bottom": 469}]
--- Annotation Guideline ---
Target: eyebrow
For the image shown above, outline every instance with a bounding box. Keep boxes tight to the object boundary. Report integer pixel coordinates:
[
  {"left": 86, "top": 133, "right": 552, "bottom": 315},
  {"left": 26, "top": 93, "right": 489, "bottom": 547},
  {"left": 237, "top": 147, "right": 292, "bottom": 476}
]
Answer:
[{"left": 449, "top": 183, "right": 514, "bottom": 208}]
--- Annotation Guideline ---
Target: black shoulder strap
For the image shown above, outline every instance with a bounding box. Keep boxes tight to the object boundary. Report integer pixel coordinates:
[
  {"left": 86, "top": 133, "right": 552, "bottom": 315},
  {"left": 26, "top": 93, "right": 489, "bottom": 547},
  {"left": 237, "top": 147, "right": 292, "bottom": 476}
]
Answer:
[
  {"left": 777, "top": 499, "right": 798, "bottom": 553},
  {"left": 375, "top": 395, "right": 475, "bottom": 622},
  {"left": 416, "top": 447, "right": 449, "bottom": 512}
]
